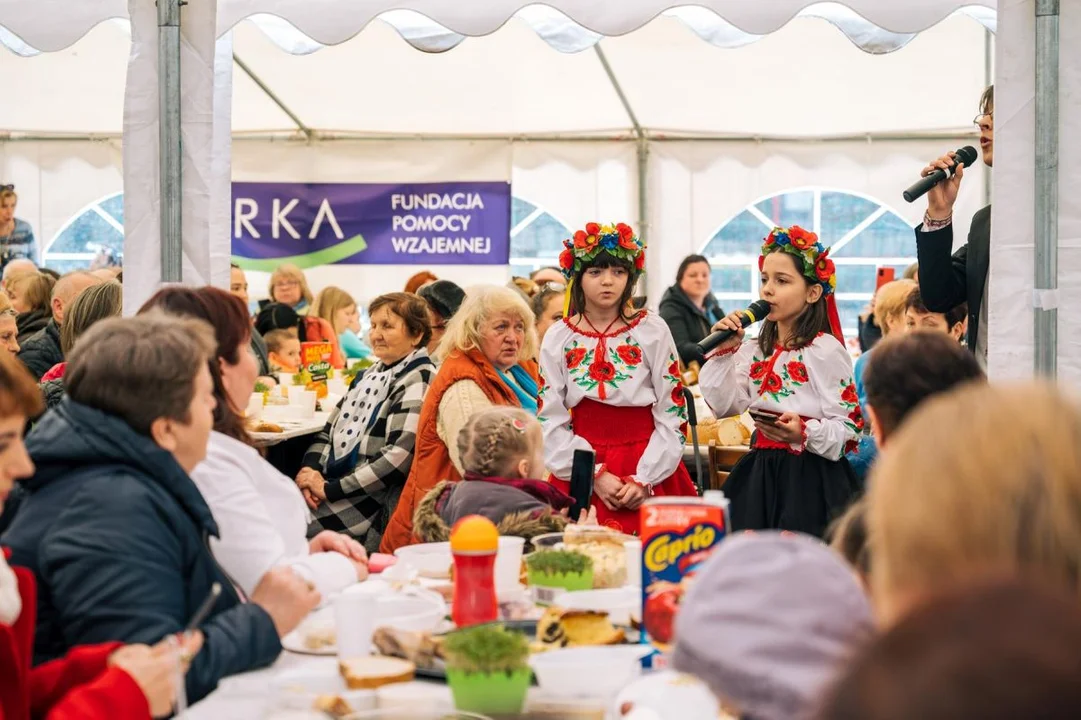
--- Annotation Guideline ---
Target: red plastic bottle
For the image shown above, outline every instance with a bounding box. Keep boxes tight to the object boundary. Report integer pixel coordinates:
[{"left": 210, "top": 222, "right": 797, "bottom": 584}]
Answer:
[{"left": 449, "top": 515, "right": 500, "bottom": 628}]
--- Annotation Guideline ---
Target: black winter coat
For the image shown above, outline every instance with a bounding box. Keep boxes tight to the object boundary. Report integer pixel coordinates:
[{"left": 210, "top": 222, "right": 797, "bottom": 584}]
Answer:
[
  {"left": 1, "top": 398, "right": 282, "bottom": 704},
  {"left": 16, "top": 320, "right": 61, "bottom": 381},
  {"left": 658, "top": 285, "right": 724, "bottom": 367}
]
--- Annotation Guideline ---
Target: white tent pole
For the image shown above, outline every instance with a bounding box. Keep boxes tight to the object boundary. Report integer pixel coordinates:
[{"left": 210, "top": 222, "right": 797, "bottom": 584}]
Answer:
[
  {"left": 158, "top": 0, "right": 182, "bottom": 283},
  {"left": 593, "top": 43, "right": 650, "bottom": 297},
  {"left": 1034, "top": 0, "right": 1059, "bottom": 377},
  {"left": 984, "top": 28, "right": 994, "bottom": 207},
  {"left": 233, "top": 53, "right": 313, "bottom": 140}
]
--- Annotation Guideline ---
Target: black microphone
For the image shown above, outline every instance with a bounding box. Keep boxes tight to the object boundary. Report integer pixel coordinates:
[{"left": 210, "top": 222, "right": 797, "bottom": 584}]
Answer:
[
  {"left": 696, "top": 299, "right": 771, "bottom": 356},
  {"left": 903, "top": 146, "right": 978, "bottom": 203}
]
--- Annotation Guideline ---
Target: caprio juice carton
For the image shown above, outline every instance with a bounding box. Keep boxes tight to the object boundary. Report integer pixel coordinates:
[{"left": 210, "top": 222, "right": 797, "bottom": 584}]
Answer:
[{"left": 640, "top": 491, "right": 730, "bottom": 665}]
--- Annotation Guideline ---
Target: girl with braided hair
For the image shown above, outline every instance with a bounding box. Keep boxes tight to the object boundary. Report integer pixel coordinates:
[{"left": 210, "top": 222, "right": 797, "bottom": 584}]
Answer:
[{"left": 413, "top": 406, "right": 595, "bottom": 543}]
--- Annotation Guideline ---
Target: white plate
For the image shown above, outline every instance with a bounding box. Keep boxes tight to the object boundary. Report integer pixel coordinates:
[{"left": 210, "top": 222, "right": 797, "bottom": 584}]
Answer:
[{"left": 273, "top": 664, "right": 377, "bottom": 714}]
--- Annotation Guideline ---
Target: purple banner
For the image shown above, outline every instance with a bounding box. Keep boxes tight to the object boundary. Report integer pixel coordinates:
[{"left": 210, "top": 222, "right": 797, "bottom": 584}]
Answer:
[{"left": 231, "top": 181, "right": 511, "bottom": 270}]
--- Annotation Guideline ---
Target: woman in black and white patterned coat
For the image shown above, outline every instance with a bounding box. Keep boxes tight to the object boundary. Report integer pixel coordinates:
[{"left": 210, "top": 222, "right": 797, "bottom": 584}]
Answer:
[{"left": 297, "top": 292, "right": 435, "bottom": 552}]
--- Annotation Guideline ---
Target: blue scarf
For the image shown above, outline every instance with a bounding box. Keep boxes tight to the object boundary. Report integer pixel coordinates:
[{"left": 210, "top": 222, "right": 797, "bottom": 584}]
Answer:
[{"left": 498, "top": 365, "right": 538, "bottom": 414}]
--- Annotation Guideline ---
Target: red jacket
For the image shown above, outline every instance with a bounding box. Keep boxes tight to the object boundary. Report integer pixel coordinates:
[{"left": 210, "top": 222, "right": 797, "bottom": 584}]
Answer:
[{"left": 0, "top": 555, "right": 150, "bottom": 720}]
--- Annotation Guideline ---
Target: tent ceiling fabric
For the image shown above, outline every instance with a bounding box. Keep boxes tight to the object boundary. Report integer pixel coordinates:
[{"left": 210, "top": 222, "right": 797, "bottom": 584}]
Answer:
[
  {"left": 0, "top": 1, "right": 995, "bottom": 53},
  {"left": 0, "top": 13, "right": 992, "bottom": 138}
]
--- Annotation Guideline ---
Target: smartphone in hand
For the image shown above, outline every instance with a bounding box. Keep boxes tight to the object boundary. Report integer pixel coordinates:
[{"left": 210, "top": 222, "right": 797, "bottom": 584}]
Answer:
[
  {"left": 748, "top": 408, "right": 782, "bottom": 426},
  {"left": 568, "top": 449, "right": 595, "bottom": 520}
]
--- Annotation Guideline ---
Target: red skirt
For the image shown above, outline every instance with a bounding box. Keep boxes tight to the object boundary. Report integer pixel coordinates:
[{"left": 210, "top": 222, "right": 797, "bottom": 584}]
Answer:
[{"left": 549, "top": 398, "right": 698, "bottom": 536}]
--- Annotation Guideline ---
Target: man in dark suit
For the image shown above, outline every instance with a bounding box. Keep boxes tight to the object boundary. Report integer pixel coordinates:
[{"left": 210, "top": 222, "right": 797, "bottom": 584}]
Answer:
[{"left": 915, "top": 86, "right": 993, "bottom": 368}]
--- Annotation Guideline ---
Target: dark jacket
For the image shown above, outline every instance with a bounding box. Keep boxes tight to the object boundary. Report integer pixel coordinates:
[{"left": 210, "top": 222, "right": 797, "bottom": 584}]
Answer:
[
  {"left": 40, "top": 379, "right": 64, "bottom": 411},
  {"left": 658, "top": 285, "right": 725, "bottom": 367},
  {"left": 250, "top": 328, "right": 271, "bottom": 376},
  {"left": 15, "top": 309, "right": 49, "bottom": 347},
  {"left": 1, "top": 398, "right": 281, "bottom": 704},
  {"left": 16, "top": 321, "right": 62, "bottom": 381},
  {"left": 915, "top": 205, "right": 990, "bottom": 352}
]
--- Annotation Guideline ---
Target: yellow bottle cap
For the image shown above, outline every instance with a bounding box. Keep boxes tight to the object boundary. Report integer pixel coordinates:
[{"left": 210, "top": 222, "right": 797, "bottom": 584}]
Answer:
[{"left": 449, "top": 515, "right": 499, "bottom": 553}]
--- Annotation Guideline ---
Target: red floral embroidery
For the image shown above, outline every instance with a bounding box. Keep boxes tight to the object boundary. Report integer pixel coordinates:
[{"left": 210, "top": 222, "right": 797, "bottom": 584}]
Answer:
[
  {"left": 786, "top": 361, "right": 809, "bottom": 384},
  {"left": 566, "top": 347, "right": 587, "bottom": 369},
  {"left": 848, "top": 408, "right": 865, "bottom": 432},
  {"left": 841, "top": 384, "right": 859, "bottom": 405},
  {"left": 589, "top": 361, "right": 616, "bottom": 383},
  {"left": 617, "top": 344, "right": 643, "bottom": 366},
  {"left": 762, "top": 373, "right": 783, "bottom": 394},
  {"left": 668, "top": 360, "right": 680, "bottom": 377},
  {"left": 671, "top": 386, "right": 686, "bottom": 407},
  {"left": 750, "top": 360, "right": 769, "bottom": 380}
]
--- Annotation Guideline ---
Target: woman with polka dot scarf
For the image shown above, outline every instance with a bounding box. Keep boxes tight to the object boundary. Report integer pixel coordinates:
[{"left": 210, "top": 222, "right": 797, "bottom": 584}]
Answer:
[{"left": 297, "top": 292, "right": 435, "bottom": 553}]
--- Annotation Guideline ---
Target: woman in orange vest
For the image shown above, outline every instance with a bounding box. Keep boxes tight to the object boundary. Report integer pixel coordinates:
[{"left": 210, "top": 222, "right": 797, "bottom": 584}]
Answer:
[{"left": 381, "top": 285, "right": 539, "bottom": 553}]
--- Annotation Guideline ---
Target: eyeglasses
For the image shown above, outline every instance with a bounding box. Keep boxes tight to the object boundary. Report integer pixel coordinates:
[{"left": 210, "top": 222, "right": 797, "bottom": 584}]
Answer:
[
  {"left": 273, "top": 280, "right": 299, "bottom": 289},
  {"left": 972, "top": 113, "right": 993, "bottom": 131}
]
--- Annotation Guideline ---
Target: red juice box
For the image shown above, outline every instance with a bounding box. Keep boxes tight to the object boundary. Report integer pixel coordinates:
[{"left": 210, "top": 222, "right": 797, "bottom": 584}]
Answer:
[{"left": 640, "top": 492, "right": 730, "bottom": 663}]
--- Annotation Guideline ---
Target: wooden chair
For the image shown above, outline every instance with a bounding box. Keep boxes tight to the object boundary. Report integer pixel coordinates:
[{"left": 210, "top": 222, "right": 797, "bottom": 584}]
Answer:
[{"left": 706, "top": 440, "right": 749, "bottom": 491}]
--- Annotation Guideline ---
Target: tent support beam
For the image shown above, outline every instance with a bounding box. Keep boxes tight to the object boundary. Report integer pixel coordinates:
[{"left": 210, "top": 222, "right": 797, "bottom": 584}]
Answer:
[
  {"left": 594, "top": 44, "right": 649, "bottom": 297},
  {"left": 1034, "top": 0, "right": 1059, "bottom": 377},
  {"left": 158, "top": 0, "right": 183, "bottom": 283},
  {"left": 233, "top": 53, "right": 313, "bottom": 141}
]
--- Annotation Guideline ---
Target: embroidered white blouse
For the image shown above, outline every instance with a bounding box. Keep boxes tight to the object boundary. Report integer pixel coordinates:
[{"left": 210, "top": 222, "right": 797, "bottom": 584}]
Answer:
[
  {"left": 538, "top": 312, "right": 687, "bottom": 487},
  {"left": 697, "top": 333, "right": 862, "bottom": 460}
]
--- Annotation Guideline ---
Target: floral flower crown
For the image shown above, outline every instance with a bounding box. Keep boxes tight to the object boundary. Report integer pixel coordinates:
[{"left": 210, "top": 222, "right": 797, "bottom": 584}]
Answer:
[
  {"left": 760, "top": 225, "right": 837, "bottom": 296},
  {"left": 559, "top": 222, "right": 646, "bottom": 280}
]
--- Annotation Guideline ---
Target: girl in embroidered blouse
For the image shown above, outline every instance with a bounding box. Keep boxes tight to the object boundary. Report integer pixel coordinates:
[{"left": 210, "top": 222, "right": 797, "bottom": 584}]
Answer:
[
  {"left": 698, "top": 225, "right": 862, "bottom": 538},
  {"left": 539, "top": 222, "right": 697, "bottom": 535}
]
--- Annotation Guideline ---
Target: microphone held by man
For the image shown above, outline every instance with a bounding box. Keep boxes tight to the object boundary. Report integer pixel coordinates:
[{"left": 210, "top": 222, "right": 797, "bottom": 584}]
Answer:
[{"left": 903, "top": 146, "right": 978, "bottom": 203}]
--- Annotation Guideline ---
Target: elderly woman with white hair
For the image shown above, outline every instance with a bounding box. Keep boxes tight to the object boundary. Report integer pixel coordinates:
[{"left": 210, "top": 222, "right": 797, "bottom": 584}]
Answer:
[{"left": 380, "top": 284, "right": 540, "bottom": 552}]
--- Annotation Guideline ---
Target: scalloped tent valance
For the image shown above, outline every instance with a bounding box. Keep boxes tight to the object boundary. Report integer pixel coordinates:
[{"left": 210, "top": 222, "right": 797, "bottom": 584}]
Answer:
[{"left": 0, "top": 1, "right": 995, "bottom": 54}]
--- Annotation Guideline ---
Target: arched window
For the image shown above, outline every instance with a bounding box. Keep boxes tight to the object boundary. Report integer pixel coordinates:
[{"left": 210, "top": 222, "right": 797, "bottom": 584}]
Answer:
[
  {"left": 701, "top": 188, "right": 916, "bottom": 341},
  {"left": 509, "top": 197, "right": 571, "bottom": 279},
  {"left": 42, "top": 192, "right": 124, "bottom": 273}
]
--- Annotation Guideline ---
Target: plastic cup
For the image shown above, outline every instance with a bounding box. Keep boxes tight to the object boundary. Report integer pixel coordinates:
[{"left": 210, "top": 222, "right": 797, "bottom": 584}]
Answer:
[
  {"left": 246, "top": 392, "right": 264, "bottom": 421},
  {"left": 494, "top": 536, "right": 525, "bottom": 594},
  {"left": 624, "top": 539, "right": 642, "bottom": 587},
  {"left": 290, "top": 389, "right": 318, "bottom": 418},
  {"left": 334, "top": 591, "right": 378, "bottom": 659}
]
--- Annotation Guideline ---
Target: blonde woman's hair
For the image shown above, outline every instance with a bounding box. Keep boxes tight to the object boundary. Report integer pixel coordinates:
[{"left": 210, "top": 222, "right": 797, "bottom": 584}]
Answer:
[
  {"left": 268, "top": 263, "right": 314, "bottom": 307},
  {"left": 311, "top": 286, "right": 357, "bottom": 334},
  {"left": 9, "top": 272, "right": 56, "bottom": 313},
  {"left": 873, "top": 279, "right": 917, "bottom": 335},
  {"left": 457, "top": 406, "right": 541, "bottom": 477},
  {"left": 435, "top": 285, "right": 537, "bottom": 363},
  {"left": 868, "top": 381, "right": 1081, "bottom": 624},
  {"left": 60, "top": 281, "right": 122, "bottom": 355}
]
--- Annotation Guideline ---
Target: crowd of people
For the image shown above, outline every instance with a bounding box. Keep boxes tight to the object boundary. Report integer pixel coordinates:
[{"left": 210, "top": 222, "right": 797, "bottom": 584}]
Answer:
[{"left": 2, "top": 82, "right": 1079, "bottom": 719}]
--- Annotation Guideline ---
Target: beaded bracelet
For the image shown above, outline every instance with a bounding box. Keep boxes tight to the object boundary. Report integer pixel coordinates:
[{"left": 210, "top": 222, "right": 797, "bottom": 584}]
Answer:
[{"left": 922, "top": 212, "right": 953, "bottom": 231}]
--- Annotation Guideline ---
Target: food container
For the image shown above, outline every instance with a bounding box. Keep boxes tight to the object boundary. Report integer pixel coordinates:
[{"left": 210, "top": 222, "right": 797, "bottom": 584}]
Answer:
[
  {"left": 529, "top": 645, "right": 651, "bottom": 699},
  {"left": 394, "top": 542, "right": 453, "bottom": 579},
  {"left": 532, "top": 529, "right": 633, "bottom": 589}
]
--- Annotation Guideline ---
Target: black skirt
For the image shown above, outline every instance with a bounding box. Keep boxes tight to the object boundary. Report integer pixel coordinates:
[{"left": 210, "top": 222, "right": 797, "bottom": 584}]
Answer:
[{"left": 724, "top": 448, "right": 862, "bottom": 539}]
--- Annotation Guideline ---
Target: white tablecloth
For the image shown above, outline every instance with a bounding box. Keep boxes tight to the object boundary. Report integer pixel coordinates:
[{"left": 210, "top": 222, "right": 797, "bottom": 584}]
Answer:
[{"left": 251, "top": 412, "right": 329, "bottom": 448}]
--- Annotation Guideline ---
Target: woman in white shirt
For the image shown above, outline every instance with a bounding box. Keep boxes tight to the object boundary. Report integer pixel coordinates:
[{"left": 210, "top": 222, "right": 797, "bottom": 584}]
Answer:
[{"left": 142, "top": 286, "right": 368, "bottom": 597}]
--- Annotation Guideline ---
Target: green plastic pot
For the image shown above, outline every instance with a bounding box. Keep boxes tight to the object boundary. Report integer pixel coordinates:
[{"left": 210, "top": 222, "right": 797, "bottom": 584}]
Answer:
[
  {"left": 526, "top": 567, "right": 594, "bottom": 592},
  {"left": 446, "top": 668, "right": 532, "bottom": 715}
]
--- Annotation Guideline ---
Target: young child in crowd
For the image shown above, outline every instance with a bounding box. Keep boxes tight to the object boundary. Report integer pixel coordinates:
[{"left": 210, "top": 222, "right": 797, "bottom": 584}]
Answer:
[
  {"left": 699, "top": 225, "right": 862, "bottom": 538},
  {"left": 539, "top": 222, "right": 696, "bottom": 535},
  {"left": 265, "top": 328, "right": 301, "bottom": 373},
  {"left": 904, "top": 288, "right": 967, "bottom": 341},
  {"left": 413, "top": 406, "right": 594, "bottom": 543}
]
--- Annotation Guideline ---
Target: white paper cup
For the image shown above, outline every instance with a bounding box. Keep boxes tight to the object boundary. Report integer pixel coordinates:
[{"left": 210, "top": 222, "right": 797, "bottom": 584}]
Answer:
[
  {"left": 277, "top": 372, "right": 296, "bottom": 387},
  {"left": 327, "top": 378, "right": 348, "bottom": 396},
  {"left": 495, "top": 536, "right": 525, "bottom": 593},
  {"left": 334, "top": 592, "right": 378, "bottom": 659},
  {"left": 624, "top": 539, "right": 642, "bottom": 587},
  {"left": 246, "top": 392, "right": 264, "bottom": 421},
  {"left": 290, "top": 389, "right": 318, "bottom": 418}
]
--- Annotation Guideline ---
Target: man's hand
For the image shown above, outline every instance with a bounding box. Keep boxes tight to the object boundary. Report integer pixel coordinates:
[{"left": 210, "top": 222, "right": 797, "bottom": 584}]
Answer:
[{"left": 924, "top": 151, "right": 964, "bottom": 220}]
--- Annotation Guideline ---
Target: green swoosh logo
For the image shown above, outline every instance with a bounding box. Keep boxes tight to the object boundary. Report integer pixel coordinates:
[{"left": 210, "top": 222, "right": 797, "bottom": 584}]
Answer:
[{"left": 231, "top": 234, "right": 368, "bottom": 271}]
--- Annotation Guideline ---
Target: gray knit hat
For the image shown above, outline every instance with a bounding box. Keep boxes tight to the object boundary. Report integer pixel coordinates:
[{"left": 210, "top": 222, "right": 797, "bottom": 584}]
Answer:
[{"left": 671, "top": 531, "right": 875, "bottom": 720}]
